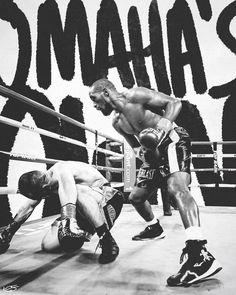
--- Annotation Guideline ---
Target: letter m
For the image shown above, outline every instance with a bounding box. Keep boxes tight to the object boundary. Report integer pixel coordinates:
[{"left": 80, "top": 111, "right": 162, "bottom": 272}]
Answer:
[{"left": 37, "top": 0, "right": 94, "bottom": 89}]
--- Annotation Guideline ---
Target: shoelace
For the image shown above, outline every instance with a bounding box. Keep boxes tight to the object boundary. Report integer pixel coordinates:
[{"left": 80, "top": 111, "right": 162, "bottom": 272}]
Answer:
[
  {"left": 143, "top": 226, "right": 151, "bottom": 232},
  {"left": 94, "top": 232, "right": 106, "bottom": 253}
]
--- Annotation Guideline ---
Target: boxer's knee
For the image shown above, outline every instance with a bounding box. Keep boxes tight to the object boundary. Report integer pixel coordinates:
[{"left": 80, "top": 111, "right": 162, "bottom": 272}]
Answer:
[
  {"left": 128, "top": 188, "right": 150, "bottom": 206},
  {"left": 167, "top": 173, "right": 189, "bottom": 197},
  {"left": 168, "top": 186, "right": 189, "bottom": 206},
  {"left": 41, "top": 234, "right": 59, "bottom": 253},
  {"left": 41, "top": 219, "right": 61, "bottom": 252},
  {"left": 167, "top": 174, "right": 194, "bottom": 208}
]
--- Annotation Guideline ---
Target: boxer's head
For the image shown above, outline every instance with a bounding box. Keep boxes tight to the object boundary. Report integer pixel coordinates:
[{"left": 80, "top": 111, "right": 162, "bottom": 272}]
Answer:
[
  {"left": 18, "top": 170, "right": 47, "bottom": 201},
  {"left": 89, "top": 79, "right": 116, "bottom": 116}
]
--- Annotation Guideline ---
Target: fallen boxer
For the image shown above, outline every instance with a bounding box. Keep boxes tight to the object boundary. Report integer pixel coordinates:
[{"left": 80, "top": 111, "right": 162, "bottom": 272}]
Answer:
[{"left": 0, "top": 161, "right": 124, "bottom": 264}]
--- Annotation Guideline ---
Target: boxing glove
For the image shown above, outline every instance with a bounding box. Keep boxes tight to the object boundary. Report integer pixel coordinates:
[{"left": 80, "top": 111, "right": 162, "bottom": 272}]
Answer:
[
  {"left": 139, "top": 118, "right": 172, "bottom": 149},
  {"left": 0, "top": 221, "right": 20, "bottom": 254},
  {"left": 139, "top": 128, "right": 165, "bottom": 150},
  {"left": 58, "top": 217, "right": 85, "bottom": 252},
  {"left": 58, "top": 203, "right": 86, "bottom": 252}
]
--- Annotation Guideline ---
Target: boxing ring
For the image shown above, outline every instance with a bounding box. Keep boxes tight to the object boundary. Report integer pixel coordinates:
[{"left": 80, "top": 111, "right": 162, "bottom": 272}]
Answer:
[{"left": 0, "top": 85, "right": 236, "bottom": 294}]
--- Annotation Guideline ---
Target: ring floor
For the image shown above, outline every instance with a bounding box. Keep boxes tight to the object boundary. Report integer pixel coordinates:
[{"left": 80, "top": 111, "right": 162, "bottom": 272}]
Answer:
[{"left": 0, "top": 204, "right": 235, "bottom": 295}]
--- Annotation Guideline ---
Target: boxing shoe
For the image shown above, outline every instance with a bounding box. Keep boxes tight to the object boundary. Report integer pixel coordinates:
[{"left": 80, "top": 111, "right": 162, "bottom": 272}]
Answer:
[
  {"left": 167, "top": 240, "right": 222, "bottom": 286},
  {"left": 132, "top": 220, "right": 165, "bottom": 241},
  {"left": 58, "top": 217, "right": 85, "bottom": 252},
  {"left": 98, "top": 231, "right": 119, "bottom": 264}
]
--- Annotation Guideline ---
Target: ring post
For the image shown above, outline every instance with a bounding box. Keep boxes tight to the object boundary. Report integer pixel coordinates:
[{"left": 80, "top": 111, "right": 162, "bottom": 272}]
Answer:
[
  {"left": 212, "top": 141, "right": 221, "bottom": 187},
  {"left": 123, "top": 141, "right": 136, "bottom": 192}
]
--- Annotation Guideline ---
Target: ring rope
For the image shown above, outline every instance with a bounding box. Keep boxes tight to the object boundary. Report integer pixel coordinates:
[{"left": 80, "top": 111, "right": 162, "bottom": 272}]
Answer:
[
  {"left": 192, "top": 141, "right": 236, "bottom": 145},
  {"left": 189, "top": 184, "right": 236, "bottom": 188},
  {"left": 0, "top": 150, "right": 58, "bottom": 165},
  {"left": 0, "top": 187, "right": 17, "bottom": 195},
  {"left": 191, "top": 168, "right": 215, "bottom": 172},
  {"left": 192, "top": 154, "right": 236, "bottom": 158},
  {"left": 219, "top": 168, "right": 236, "bottom": 172},
  {"left": 191, "top": 168, "right": 236, "bottom": 172},
  {"left": 0, "top": 115, "right": 124, "bottom": 158},
  {"left": 2, "top": 148, "right": 235, "bottom": 175},
  {"left": 0, "top": 150, "right": 123, "bottom": 173},
  {"left": 1, "top": 148, "right": 236, "bottom": 195},
  {"left": 0, "top": 85, "right": 123, "bottom": 144},
  {"left": 2, "top": 182, "right": 236, "bottom": 196},
  {"left": 192, "top": 154, "right": 214, "bottom": 158},
  {"left": 0, "top": 149, "right": 124, "bottom": 196}
]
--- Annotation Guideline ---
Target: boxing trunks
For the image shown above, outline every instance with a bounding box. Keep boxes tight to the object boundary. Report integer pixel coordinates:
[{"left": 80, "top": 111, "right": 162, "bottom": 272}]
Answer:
[
  {"left": 90, "top": 183, "right": 124, "bottom": 230},
  {"left": 51, "top": 183, "right": 124, "bottom": 236},
  {"left": 136, "top": 126, "right": 191, "bottom": 189}
]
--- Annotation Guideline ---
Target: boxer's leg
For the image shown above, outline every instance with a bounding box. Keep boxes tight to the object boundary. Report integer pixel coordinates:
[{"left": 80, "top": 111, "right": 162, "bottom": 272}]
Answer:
[
  {"left": 164, "top": 127, "right": 222, "bottom": 286},
  {"left": 102, "top": 189, "right": 124, "bottom": 229},
  {"left": 76, "top": 185, "right": 119, "bottom": 264},
  {"left": 129, "top": 185, "right": 165, "bottom": 240}
]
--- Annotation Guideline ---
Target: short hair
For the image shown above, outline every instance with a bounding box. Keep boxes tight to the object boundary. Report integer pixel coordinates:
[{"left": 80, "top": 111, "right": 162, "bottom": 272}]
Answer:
[
  {"left": 18, "top": 170, "right": 46, "bottom": 201},
  {"left": 91, "top": 78, "right": 116, "bottom": 93}
]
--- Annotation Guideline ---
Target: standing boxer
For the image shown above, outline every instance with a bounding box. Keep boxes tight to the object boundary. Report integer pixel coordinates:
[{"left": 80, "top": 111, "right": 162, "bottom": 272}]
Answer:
[
  {"left": 89, "top": 79, "right": 222, "bottom": 285},
  {"left": 0, "top": 161, "right": 123, "bottom": 264}
]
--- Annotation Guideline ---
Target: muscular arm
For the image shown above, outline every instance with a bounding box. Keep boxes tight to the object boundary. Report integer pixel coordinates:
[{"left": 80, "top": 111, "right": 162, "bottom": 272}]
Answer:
[
  {"left": 127, "top": 87, "right": 182, "bottom": 149},
  {"left": 113, "top": 121, "right": 140, "bottom": 149},
  {"left": 112, "top": 121, "right": 144, "bottom": 160},
  {"left": 14, "top": 198, "right": 40, "bottom": 226},
  {"left": 130, "top": 87, "right": 182, "bottom": 123},
  {"left": 153, "top": 91, "right": 182, "bottom": 122},
  {"left": 49, "top": 162, "right": 78, "bottom": 206}
]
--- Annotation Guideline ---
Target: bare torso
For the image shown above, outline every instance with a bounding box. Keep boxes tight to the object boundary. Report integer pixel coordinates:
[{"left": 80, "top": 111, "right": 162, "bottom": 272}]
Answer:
[
  {"left": 112, "top": 96, "right": 162, "bottom": 136},
  {"left": 47, "top": 161, "right": 108, "bottom": 189},
  {"left": 72, "top": 162, "right": 107, "bottom": 187}
]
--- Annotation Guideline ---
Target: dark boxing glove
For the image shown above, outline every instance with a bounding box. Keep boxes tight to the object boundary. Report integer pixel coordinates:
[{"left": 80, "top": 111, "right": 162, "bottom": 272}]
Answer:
[
  {"left": 58, "top": 217, "right": 85, "bottom": 252},
  {"left": 139, "top": 128, "right": 165, "bottom": 150},
  {"left": 58, "top": 203, "right": 85, "bottom": 252},
  {"left": 0, "top": 221, "right": 20, "bottom": 254},
  {"left": 139, "top": 118, "right": 172, "bottom": 150}
]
